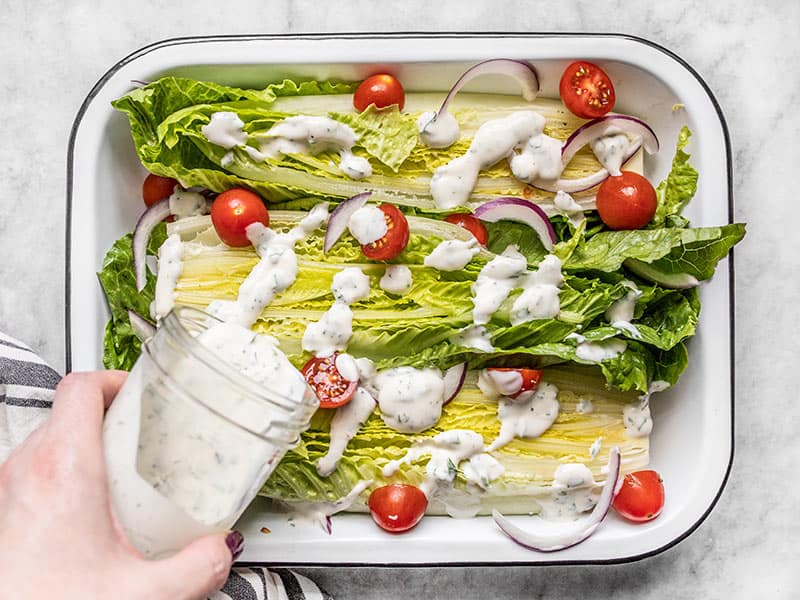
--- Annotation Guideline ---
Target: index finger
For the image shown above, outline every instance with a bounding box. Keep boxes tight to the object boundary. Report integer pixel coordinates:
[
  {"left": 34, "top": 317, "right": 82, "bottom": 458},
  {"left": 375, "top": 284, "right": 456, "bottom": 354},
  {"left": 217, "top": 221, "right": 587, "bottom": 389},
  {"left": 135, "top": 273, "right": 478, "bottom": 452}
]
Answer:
[{"left": 50, "top": 370, "right": 129, "bottom": 439}]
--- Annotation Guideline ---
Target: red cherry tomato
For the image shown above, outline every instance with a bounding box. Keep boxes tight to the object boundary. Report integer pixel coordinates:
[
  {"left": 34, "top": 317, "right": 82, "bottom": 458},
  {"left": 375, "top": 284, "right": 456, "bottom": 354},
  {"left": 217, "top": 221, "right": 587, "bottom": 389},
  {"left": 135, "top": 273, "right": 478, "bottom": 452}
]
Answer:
[
  {"left": 559, "top": 61, "right": 616, "bottom": 119},
  {"left": 301, "top": 353, "right": 358, "bottom": 409},
  {"left": 353, "top": 74, "right": 405, "bottom": 112},
  {"left": 612, "top": 470, "right": 665, "bottom": 522},
  {"left": 487, "top": 368, "right": 542, "bottom": 398},
  {"left": 444, "top": 213, "right": 489, "bottom": 246},
  {"left": 368, "top": 484, "right": 427, "bottom": 533},
  {"left": 361, "top": 204, "right": 410, "bottom": 261},
  {"left": 142, "top": 174, "right": 178, "bottom": 207},
  {"left": 596, "top": 171, "right": 657, "bottom": 230},
  {"left": 210, "top": 188, "right": 270, "bottom": 247}
]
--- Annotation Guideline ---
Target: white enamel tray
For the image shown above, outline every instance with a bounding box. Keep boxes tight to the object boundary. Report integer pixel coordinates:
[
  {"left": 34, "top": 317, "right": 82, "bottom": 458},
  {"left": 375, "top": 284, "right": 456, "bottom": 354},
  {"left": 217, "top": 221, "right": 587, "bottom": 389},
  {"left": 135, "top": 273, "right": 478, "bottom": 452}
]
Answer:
[{"left": 67, "top": 33, "right": 735, "bottom": 565}]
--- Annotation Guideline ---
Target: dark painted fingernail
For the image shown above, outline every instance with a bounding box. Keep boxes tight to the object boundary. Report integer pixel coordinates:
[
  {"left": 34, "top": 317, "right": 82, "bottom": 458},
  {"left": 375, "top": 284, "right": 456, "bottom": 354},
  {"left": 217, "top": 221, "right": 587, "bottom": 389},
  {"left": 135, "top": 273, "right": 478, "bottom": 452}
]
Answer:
[{"left": 226, "top": 530, "right": 244, "bottom": 560}]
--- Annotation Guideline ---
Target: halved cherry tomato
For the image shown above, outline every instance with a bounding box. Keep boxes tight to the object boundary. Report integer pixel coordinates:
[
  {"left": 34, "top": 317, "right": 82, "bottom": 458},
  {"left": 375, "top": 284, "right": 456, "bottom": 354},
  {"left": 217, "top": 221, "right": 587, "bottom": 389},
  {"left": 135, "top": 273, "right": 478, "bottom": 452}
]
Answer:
[
  {"left": 142, "top": 174, "right": 178, "bottom": 207},
  {"left": 301, "top": 352, "right": 358, "bottom": 409},
  {"left": 612, "top": 470, "right": 665, "bottom": 522},
  {"left": 353, "top": 74, "right": 405, "bottom": 112},
  {"left": 368, "top": 484, "right": 427, "bottom": 533},
  {"left": 444, "top": 213, "right": 489, "bottom": 246},
  {"left": 559, "top": 61, "right": 616, "bottom": 119},
  {"left": 596, "top": 171, "right": 657, "bottom": 230},
  {"left": 487, "top": 367, "right": 542, "bottom": 398},
  {"left": 361, "top": 204, "right": 409, "bottom": 261},
  {"left": 210, "top": 188, "right": 270, "bottom": 247}
]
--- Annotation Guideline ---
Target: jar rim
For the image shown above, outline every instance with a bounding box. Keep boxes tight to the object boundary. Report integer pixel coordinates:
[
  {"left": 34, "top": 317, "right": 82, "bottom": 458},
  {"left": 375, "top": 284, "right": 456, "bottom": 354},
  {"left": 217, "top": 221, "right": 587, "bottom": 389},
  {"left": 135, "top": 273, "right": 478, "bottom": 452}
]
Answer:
[{"left": 146, "top": 307, "right": 318, "bottom": 438}]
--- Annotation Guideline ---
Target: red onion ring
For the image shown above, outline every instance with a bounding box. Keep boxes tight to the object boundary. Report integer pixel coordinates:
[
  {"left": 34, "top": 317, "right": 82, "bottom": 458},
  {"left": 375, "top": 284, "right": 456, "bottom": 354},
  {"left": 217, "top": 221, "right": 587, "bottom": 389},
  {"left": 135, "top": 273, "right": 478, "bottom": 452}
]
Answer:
[
  {"left": 437, "top": 59, "right": 540, "bottom": 116},
  {"left": 323, "top": 192, "right": 372, "bottom": 253},
  {"left": 127, "top": 310, "right": 156, "bottom": 341},
  {"left": 133, "top": 198, "right": 170, "bottom": 291},
  {"left": 492, "top": 446, "right": 621, "bottom": 552},
  {"left": 442, "top": 363, "right": 467, "bottom": 405},
  {"left": 561, "top": 115, "right": 659, "bottom": 168},
  {"left": 474, "top": 197, "right": 556, "bottom": 251}
]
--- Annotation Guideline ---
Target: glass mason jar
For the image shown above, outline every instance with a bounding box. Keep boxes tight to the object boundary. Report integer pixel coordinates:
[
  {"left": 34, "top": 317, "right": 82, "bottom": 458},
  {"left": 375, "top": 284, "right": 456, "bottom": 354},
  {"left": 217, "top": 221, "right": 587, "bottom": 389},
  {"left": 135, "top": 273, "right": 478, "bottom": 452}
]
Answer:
[{"left": 102, "top": 306, "right": 318, "bottom": 558}]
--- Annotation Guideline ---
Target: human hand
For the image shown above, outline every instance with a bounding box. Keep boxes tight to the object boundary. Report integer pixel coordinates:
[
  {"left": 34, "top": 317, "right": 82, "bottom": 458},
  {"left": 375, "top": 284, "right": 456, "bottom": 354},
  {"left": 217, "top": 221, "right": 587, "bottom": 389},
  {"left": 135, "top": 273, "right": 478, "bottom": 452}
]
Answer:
[{"left": 0, "top": 371, "right": 241, "bottom": 600}]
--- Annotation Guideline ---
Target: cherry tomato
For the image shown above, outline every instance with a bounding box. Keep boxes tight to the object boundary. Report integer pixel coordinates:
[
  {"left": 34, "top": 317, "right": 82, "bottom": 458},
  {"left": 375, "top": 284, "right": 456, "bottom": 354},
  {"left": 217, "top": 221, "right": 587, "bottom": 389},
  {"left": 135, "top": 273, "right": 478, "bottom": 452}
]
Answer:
[
  {"left": 596, "top": 171, "right": 657, "bottom": 230},
  {"left": 559, "top": 61, "right": 616, "bottom": 119},
  {"left": 487, "top": 368, "right": 542, "bottom": 398},
  {"left": 142, "top": 174, "right": 178, "bottom": 207},
  {"left": 444, "top": 213, "right": 489, "bottom": 246},
  {"left": 612, "top": 470, "right": 665, "bottom": 522},
  {"left": 368, "top": 484, "right": 427, "bottom": 533},
  {"left": 353, "top": 74, "right": 405, "bottom": 112},
  {"left": 210, "top": 188, "right": 270, "bottom": 247},
  {"left": 301, "top": 352, "right": 358, "bottom": 409},
  {"left": 361, "top": 204, "right": 410, "bottom": 261}
]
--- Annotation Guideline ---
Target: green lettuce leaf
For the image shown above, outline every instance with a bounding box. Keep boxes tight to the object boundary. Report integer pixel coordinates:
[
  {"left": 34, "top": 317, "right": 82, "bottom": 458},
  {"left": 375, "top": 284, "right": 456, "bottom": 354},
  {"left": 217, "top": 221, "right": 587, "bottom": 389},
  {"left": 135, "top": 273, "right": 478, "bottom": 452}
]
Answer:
[
  {"left": 97, "top": 223, "right": 166, "bottom": 369},
  {"left": 332, "top": 105, "right": 419, "bottom": 172},
  {"left": 653, "top": 126, "right": 699, "bottom": 225}
]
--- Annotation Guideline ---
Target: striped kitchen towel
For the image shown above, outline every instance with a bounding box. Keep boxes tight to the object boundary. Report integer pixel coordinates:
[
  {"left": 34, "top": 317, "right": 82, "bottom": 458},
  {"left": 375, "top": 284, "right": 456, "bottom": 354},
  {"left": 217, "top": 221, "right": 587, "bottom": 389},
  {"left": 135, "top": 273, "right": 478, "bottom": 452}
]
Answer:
[{"left": 0, "top": 332, "right": 331, "bottom": 600}]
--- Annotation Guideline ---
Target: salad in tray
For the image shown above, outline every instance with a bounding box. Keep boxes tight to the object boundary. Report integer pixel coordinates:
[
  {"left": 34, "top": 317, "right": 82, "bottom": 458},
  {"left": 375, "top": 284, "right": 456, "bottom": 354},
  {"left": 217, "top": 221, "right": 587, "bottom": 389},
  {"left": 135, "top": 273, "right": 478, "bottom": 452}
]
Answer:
[{"left": 99, "top": 58, "right": 745, "bottom": 551}]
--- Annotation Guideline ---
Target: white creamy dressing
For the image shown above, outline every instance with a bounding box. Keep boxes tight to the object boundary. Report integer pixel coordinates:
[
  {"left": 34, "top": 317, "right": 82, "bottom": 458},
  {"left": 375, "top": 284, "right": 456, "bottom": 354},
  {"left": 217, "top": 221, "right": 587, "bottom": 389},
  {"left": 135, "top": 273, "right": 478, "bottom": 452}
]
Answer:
[
  {"left": 103, "top": 321, "right": 311, "bottom": 557},
  {"left": 430, "top": 111, "right": 561, "bottom": 209},
  {"left": 382, "top": 429, "right": 502, "bottom": 498},
  {"left": 623, "top": 380, "right": 668, "bottom": 438},
  {"left": 417, "top": 110, "right": 461, "bottom": 148},
  {"left": 472, "top": 246, "right": 528, "bottom": 325},
  {"left": 509, "top": 255, "right": 564, "bottom": 325},
  {"left": 302, "top": 267, "right": 370, "bottom": 357},
  {"left": 508, "top": 132, "right": 564, "bottom": 183},
  {"left": 374, "top": 366, "right": 445, "bottom": 433},
  {"left": 566, "top": 333, "right": 628, "bottom": 363},
  {"left": 589, "top": 436, "right": 603, "bottom": 459},
  {"left": 205, "top": 204, "right": 328, "bottom": 328},
  {"left": 606, "top": 280, "right": 643, "bottom": 338},
  {"left": 334, "top": 352, "right": 359, "bottom": 382},
  {"left": 486, "top": 382, "right": 560, "bottom": 452},
  {"left": 201, "top": 111, "right": 248, "bottom": 149},
  {"left": 283, "top": 479, "right": 373, "bottom": 532},
  {"left": 168, "top": 189, "right": 207, "bottom": 219},
  {"left": 255, "top": 116, "right": 371, "bottom": 180},
  {"left": 316, "top": 388, "right": 377, "bottom": 477},
  {"left": 331, "top": 267, "right": 371, "bottom": 304},
  {"left": 537, "top": 463, "right": 599, "bottom": 520},
  {"left": 575, "top": 398, "right": 594, "bottom": 414},
  {"left": 590, "top": 132, "right": 631, "bottom": 177},
  {"left": 153, "top": 234, "right": 184, "bottom": 320},
  {"left": 461, "top": 453, "right": 506, "bottom": 490},
  {"left": 424, "top": 238, "right": 480, "bottom": 271},
  {"left": 301, "top": 301, "right": 355, "bottom": 358},
  {"left": 453, "top": 325, "right": 495, "bottom": 352},
  {"left": 553, "top": 190, "right": 585, "bottom": 228},
  {"left": 477, "top": 368, "right": 523, "bottom": 399},
  {"left": 347, "top": 205, "right": 387, "bottom": 245},
  {"left": 379, "top": 265, "right": 413, "bottom": 295}
]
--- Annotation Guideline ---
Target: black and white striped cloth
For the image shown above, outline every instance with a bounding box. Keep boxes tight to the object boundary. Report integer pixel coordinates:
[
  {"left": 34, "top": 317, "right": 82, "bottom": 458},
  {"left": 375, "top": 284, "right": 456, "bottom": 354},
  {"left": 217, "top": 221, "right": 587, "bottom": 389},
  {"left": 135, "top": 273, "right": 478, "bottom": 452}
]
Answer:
[{"left": 0, "top": 332, "right": 331, "bottom": 600}]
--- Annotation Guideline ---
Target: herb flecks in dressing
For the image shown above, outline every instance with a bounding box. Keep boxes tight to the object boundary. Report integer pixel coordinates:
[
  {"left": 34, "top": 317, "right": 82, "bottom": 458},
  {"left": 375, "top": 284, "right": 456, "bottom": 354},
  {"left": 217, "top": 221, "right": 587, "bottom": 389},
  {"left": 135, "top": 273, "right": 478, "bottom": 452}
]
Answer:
[
  {"left": 374, "top": 367, "right": 445, "bottom": 433},
  {"left": 486, "top": 382, "right": 560, "bottom": 452}
]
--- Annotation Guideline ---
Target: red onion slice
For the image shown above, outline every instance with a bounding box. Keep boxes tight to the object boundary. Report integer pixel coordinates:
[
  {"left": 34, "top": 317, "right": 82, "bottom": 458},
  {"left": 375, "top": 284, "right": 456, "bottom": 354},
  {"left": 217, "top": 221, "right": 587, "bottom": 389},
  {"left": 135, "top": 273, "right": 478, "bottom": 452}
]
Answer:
[
  {"left": 438, "top": 59, "right": 540, "bottom": 116},
  {"left": 442, "top": 363, "right": 467, "bottom": 404},
  {"left": 133, "top": 198, "right": 171, "bottom": 291},
  {"left": 531, "top": 140, "right": 642, "bottom": 194},
  {"left": 474, "top": 197, "right": 556, "bottom": 251},
  {"left": 561, "top": 115, "right": 659, "bottom": 168},
  {"left": 493, "top": 446, "right": 621, "bottom": 552},
  {"left": 128, "top": 310, "right": 156, "bottom": 341},
  {"left": 625, "top": 258, "right": 700, "bottom": 289},
  {"left": 323, "top": 192, "right": 372, "bottom": 253}
]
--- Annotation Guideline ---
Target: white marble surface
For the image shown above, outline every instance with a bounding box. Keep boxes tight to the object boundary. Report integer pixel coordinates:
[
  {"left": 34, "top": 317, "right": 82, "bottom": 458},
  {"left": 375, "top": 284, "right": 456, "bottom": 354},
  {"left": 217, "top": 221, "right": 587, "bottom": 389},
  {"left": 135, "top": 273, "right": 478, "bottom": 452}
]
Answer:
[{"left": 0, "top": 1, "right": 796, "bottom": 598}]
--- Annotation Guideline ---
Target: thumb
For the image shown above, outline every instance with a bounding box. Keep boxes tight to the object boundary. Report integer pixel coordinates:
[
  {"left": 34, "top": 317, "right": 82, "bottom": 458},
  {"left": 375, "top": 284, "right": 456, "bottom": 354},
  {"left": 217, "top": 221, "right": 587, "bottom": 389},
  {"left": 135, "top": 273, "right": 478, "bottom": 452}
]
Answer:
[{"left": 145, "top": 531, "right": 241, "bottom": 600}]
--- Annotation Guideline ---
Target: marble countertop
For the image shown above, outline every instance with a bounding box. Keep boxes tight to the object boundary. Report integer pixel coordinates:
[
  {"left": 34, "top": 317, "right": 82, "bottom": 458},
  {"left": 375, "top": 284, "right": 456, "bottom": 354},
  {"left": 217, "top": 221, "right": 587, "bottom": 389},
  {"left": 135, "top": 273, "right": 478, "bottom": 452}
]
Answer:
[{"left": 0, "top": 1, "right": 795, "bottom": 598}]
